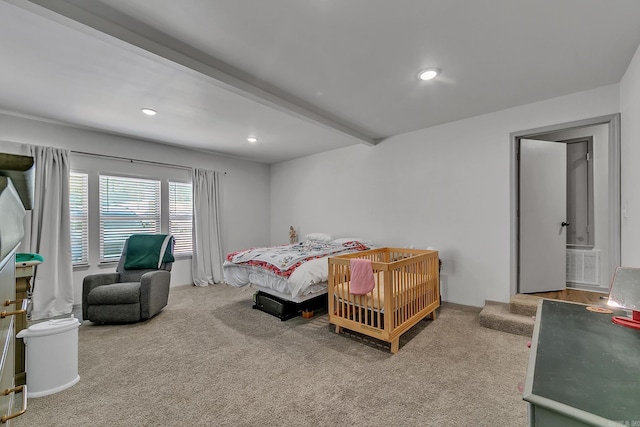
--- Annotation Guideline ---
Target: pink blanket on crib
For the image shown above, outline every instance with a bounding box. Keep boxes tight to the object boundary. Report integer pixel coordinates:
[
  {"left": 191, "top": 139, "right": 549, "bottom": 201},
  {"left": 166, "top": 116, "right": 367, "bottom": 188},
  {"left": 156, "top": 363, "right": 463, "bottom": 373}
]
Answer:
[{"left": 350, "top": 259, "right": 375, "bottom": 295}]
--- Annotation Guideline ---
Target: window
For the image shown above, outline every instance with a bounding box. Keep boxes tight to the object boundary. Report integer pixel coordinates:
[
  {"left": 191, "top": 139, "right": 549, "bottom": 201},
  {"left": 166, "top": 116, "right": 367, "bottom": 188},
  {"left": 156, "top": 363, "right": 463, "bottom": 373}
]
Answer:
[
  {"left": 99, "top": 175, "right": 161, "bottom": 262},
  {"left": 69, "top": 172, "right": 89, "bottom": 265},
  {"left": 169, "top": 181, "right": 193, "bottom": 256}
]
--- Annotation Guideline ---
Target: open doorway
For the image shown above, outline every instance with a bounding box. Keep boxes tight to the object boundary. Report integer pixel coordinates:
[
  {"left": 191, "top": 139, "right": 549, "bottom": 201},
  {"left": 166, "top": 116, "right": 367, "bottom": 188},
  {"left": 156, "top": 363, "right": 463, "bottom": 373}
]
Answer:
[{"left": 510, "top": 114, "right": 620, "bottom": 297}]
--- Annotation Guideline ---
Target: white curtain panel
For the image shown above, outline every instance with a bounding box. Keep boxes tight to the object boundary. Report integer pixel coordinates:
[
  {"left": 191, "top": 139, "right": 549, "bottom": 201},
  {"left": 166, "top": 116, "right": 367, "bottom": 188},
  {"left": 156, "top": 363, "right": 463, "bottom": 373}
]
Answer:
[
  {"left": 191, "top": 168, "right": 224, "bottom": 286},
  {"left": 28, "top": 145, "right": 74, "bottom": 320}
]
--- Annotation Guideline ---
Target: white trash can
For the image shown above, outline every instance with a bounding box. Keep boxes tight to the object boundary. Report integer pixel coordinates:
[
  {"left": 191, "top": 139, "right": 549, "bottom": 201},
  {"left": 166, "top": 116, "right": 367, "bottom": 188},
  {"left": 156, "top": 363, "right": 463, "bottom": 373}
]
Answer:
[{"left": 16, "top": 316, "right": 80, "bottom": 398}]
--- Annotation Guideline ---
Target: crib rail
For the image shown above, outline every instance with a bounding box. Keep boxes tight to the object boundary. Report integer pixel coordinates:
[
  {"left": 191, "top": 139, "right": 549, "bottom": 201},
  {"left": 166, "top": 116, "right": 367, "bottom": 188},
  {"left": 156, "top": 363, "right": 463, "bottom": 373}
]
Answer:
[{"left": 328, "top": 248, "right": 440, "bottom": 353}]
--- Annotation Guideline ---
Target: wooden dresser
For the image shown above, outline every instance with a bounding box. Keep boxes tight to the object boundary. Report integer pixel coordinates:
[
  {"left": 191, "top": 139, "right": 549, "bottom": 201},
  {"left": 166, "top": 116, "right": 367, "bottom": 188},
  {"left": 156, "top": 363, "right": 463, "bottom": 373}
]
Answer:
[
  {"left": 0, "top": 156, "right": 33, "bottom": 424},
  {"left": 0, "top": 249, "right": 25, "bottom": 425},
  {"left": 523, "top": 299, "right": 640, "bottom": 426}
]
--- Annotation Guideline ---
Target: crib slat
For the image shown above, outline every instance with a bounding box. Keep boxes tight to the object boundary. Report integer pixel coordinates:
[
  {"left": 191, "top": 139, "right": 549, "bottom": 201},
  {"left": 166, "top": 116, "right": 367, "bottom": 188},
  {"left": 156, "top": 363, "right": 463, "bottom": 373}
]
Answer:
[{"left": 328, "top": 248, "right": 440, "bottom": 353}]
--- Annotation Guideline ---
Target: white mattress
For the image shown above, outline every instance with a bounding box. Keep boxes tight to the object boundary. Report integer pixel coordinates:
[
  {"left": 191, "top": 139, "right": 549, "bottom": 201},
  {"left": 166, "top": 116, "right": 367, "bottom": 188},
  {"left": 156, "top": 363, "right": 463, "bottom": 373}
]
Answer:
[{"left": 223, "top": 255, "right": 330, "bottom": 300}]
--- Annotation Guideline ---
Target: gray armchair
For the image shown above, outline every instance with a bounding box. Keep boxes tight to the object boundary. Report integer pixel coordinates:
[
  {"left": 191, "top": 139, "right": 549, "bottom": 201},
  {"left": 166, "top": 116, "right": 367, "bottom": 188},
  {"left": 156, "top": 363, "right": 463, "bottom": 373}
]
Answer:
[{"left": 82, "top": 237, "right": 173, "bottom": 323}]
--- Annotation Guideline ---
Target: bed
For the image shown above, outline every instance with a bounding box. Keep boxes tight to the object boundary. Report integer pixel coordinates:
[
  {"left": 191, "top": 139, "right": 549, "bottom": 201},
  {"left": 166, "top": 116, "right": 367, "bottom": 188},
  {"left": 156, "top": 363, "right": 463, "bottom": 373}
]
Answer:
[
  {"left": 223, "top": 237, "right": 372, "bottom": 319},
  {"left": 328, "top": 248, "right": 440, "bottom": 353}
]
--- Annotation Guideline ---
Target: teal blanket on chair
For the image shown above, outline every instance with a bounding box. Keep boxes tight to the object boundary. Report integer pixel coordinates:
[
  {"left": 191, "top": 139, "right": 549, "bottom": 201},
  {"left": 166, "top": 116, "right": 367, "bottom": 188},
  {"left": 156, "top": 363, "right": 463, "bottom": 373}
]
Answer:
[
  {"left": 16, "top": 253, "right": 44, "bottom": 266},
  {"left": 124, "top": 234, "right": 175, "bottom": 270}
]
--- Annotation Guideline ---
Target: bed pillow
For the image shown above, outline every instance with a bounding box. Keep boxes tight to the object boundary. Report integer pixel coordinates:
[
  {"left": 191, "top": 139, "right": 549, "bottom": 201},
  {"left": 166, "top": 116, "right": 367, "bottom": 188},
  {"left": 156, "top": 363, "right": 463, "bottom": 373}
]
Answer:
[
  {"left": 333, "top": 237, "right": 373, "bottom": 248},
  {"left": 304, "top": 232, "right": 333, "bottom": 242}
]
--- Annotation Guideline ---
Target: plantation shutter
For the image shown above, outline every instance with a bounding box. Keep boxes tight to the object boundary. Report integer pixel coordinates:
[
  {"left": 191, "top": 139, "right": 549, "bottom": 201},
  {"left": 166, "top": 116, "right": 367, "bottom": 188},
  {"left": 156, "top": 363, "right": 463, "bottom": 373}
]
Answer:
[
  {"left": 69, "top": 172, "right": 88, "bottom": 265},
  {"left": 169, "top": 181, "right": 193, "bottom": 256},
  {"left": 99, "top": 175, "right": 161, "bottom": 262}
]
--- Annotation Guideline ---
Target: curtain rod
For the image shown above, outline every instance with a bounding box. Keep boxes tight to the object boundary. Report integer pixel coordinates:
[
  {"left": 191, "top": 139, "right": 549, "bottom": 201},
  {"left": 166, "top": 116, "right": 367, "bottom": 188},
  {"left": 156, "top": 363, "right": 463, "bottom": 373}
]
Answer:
[{"left": 70, "top": 150, "right": 227, "bottom": 174}]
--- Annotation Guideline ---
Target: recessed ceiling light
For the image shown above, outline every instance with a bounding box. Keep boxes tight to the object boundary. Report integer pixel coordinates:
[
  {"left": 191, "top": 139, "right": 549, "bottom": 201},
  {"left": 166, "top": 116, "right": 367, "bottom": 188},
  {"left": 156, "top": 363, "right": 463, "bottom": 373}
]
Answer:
[
  {"left": 418, "top": 69, "right": 439, "bottom": 81},
  {"left": 141, "top": 108, "right": 157, "bottom": 116},
  {"left": 247, "top": 137, "right": 258, "bottom": 143}
]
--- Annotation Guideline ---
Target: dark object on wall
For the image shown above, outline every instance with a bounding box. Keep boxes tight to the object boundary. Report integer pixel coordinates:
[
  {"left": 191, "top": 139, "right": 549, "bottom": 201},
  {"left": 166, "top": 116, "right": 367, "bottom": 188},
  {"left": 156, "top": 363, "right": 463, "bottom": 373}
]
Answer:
[
  {"left": 0, "top": 153, "right": 35, "bottom": 210},
  {"left": 0, "top": 177, "right": 26, "bottom": 261}
]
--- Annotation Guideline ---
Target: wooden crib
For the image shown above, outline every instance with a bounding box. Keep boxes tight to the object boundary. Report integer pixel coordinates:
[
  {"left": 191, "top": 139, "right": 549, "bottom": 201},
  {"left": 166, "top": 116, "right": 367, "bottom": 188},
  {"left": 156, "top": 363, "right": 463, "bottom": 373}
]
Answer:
[{"left": 328, "top": 248, "right": 440, "bottom": 353}]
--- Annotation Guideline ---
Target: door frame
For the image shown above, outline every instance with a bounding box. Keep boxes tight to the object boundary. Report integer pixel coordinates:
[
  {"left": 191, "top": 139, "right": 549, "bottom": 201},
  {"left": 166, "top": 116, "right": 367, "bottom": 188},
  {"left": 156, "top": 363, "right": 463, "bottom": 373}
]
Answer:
[{"left": 509, "top": 114, "right": 621, "bottom": 296}]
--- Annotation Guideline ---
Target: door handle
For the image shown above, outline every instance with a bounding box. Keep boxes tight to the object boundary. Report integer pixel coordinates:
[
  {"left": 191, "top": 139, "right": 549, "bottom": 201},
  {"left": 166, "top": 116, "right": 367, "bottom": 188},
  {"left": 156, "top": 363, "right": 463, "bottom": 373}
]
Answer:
[
  {"left": 0, "top": 309, "right": 25, "bottom": 318},
  {"left": 1, "top": 385, "right": 27, "bottom": 423},
  {"left": 561, "top": 221, "right": 570, "bottom": 227}
]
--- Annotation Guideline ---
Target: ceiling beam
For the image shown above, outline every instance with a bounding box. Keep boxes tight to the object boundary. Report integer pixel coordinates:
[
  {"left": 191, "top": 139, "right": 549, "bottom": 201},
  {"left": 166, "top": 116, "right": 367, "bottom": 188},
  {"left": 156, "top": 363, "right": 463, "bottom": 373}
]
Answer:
[{"left": 14, "top": 0, "right": 377, "bottom": 146}]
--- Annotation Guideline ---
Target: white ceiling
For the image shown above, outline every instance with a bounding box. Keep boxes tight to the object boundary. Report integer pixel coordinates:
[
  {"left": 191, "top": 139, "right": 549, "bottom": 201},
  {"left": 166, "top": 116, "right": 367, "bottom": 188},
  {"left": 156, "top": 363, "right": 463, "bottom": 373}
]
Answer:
[{"left": 1, "top": 0, "right": 640, "bottom": 164}]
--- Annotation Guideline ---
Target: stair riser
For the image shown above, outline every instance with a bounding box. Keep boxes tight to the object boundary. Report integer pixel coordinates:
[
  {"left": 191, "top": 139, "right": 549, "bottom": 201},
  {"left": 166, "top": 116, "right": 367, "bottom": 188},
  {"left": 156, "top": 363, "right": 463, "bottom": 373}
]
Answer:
[
  {"left": 479, "top": 314, "right": 533, "bottom": 337},
  {"left": 510, "top": 303, "right": 537, "bottom": 317}
]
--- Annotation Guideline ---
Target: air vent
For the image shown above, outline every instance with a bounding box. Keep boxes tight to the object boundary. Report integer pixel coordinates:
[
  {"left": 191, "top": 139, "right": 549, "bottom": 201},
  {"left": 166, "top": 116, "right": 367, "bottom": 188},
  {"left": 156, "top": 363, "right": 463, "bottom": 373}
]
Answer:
[{"left": 566, "top": 249, "right": 600, "bottom": 286}]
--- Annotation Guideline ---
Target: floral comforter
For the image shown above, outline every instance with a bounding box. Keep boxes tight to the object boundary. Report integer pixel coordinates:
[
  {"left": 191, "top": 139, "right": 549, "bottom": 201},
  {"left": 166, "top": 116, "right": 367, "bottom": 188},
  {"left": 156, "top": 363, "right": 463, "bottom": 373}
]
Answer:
[{"left": 226, "top": 240, "right": 369, "bottom": 278}]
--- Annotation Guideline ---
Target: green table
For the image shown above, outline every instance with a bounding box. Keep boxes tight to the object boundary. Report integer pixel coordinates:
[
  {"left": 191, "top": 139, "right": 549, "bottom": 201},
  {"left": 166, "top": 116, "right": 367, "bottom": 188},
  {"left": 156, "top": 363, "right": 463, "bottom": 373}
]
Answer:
[{"left": 523, "top": 299, "right": 640, "bottom": 426}]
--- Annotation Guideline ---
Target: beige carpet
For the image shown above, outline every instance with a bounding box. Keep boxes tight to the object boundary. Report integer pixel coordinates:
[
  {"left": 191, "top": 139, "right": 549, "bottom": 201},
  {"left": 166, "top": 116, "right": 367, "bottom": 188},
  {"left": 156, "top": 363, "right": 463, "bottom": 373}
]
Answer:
[{"left": 16, "top": 285, "right": 530, "bottom": 427}]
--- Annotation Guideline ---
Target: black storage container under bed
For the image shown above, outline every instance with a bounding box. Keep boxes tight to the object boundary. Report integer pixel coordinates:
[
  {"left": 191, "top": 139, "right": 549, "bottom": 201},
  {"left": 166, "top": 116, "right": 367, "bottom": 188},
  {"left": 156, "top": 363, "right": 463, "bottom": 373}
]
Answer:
[{"left": 252, "top": 291, "right": 327, "bottom": 321}]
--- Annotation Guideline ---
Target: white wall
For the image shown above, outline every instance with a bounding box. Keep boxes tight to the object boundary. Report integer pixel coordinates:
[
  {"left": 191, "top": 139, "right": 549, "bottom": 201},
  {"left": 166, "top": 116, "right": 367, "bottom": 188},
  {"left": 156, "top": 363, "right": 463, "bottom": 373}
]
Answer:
[
  {"left": 620, "top": 44, "right": 640, "bottom": 266},
  {"left": 0, "top": 112, "right": 271, "bottom": 304},
  {"left": 271, "top": 85, "right": 620, "bottom": 307}
]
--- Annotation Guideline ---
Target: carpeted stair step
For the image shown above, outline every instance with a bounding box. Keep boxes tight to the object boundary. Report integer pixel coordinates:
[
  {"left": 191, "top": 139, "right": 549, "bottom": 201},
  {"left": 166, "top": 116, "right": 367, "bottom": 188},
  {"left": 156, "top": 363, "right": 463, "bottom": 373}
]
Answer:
[
  {"left": 478, "top": 301, "right": 534, "bottom": 337},
  {"left": 509, "top": 294, "right": 541, "bottom": 317}
]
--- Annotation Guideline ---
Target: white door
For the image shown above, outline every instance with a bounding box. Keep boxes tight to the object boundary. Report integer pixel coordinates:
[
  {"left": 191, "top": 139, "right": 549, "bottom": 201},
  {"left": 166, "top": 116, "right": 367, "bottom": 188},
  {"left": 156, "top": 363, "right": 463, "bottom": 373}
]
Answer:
[{"left": 519, "top": 139, "right": 567, "bottom": 293}]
